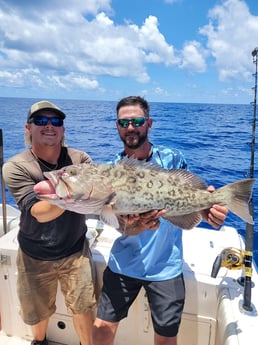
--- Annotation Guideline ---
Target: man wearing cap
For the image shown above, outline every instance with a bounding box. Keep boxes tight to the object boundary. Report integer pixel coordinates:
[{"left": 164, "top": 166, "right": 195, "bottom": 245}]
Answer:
[{"left": 3, "top": 101, "right": 96, "bottom": 345}]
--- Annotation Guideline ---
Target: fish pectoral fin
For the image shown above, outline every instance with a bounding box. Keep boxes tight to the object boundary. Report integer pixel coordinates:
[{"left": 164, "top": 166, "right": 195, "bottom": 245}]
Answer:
[
  {"left": 164, "top": 212, "right": 202, "bottom": 230},
  {"left": 100, "top": 205, "right": 119, "bottom": 229}
]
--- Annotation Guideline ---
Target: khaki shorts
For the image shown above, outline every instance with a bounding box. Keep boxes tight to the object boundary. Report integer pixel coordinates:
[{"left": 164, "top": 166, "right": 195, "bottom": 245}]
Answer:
[{"left": 17, "top": 240, "right": 97, "bottom": 325}]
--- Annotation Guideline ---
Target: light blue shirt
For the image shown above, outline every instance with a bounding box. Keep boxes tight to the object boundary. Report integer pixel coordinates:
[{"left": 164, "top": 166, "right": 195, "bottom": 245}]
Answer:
[{"left": 108, "top": 144, "right": 187, "bottom": 281}]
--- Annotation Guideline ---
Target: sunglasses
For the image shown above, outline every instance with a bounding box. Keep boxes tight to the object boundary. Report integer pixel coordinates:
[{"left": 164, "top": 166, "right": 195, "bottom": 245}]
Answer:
[
  {"left": 117, "top": 117, "right": 148, "bottom": 128},
  {"left": 29, "top": 116, "right": 64, "bottom": 127}
]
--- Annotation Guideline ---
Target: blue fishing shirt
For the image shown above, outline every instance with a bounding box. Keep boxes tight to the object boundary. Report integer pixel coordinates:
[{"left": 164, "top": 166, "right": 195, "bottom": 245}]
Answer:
[{"left": 108, "top": 144, "right": 188, "bottom": 281}]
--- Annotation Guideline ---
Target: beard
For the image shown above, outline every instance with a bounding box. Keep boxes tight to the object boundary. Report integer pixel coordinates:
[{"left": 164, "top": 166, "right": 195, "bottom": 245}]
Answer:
[{"left": 120, "top": 131, "right": 148, "bottom": 149}]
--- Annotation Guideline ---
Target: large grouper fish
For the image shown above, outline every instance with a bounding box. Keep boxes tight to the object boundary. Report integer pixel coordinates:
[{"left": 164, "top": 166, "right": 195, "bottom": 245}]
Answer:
[{"left": 34, "top": 157, "right": 255, "bottom": 230}]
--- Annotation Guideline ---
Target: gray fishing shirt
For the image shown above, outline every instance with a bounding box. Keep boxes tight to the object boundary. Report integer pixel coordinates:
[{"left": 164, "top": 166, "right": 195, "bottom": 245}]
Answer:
[{"left": 3, "top": 147, "right": 92, "bottom": 260}]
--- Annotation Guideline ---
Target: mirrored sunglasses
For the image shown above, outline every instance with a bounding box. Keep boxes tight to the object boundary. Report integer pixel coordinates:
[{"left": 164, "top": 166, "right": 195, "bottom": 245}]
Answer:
[
  {"left": 29, "top": 116, "right": 64, "bottom": 127},
  {"left": 117, "top": 117, "right": 147, "bottom": 128}
]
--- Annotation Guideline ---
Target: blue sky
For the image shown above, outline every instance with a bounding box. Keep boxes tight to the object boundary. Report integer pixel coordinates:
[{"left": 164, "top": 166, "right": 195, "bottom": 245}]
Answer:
[{"left": 0, "top": 0, "right": 258, "bottom": 104}]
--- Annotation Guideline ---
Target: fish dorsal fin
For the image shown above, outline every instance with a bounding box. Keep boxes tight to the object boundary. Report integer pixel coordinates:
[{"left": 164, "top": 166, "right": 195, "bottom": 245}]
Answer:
[
  {"left": 118, "top": 157, "right": 208, "bottom": 189},
  {"left": 118, "top": 156, "right": 173, "bottom": 174},
  {"left": 118, "top": 156, "right": 146, "bottom": 167},
  {"left": 168, "top": 169, "right": 208, "bottom": 190},
  {"left": 164, "top": 212, "right": 202, "bottom": 230}
]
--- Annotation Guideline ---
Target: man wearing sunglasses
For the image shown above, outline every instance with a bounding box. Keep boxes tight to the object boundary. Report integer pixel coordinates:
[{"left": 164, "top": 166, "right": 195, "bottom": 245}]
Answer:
[
  {"left": 93, "top": 96, "right": 228, "bottom": 345},
  {"left": 3, "top": 100, "right": 96, "bottom": 345}
]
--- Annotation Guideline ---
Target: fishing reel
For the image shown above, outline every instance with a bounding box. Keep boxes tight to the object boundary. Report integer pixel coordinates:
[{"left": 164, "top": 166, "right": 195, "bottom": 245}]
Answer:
[{"left": 211, "top": 247, "right": 244, "bottom": 278}]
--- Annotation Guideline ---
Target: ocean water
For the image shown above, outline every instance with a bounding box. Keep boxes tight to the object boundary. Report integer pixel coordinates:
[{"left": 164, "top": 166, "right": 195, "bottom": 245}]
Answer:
[{"left": 0, "top": 97, "right": 257, "bottom": 265}]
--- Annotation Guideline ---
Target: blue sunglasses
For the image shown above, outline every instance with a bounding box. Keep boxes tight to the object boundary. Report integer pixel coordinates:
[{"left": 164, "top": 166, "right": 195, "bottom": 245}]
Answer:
[{"left": 29, "top": 116, "right": 64, "bottom": 127}]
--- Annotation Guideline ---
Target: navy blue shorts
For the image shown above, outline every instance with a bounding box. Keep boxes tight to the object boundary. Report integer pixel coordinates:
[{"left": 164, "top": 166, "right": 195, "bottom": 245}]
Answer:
[{"left": 96, "top": 267, "right": 185, "bottom": 337}]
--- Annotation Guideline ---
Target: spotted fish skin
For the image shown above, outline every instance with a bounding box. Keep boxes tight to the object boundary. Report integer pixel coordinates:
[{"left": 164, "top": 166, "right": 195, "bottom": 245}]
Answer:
[{"left": 34, "top": 157, "right": 255, "bottom": 230}]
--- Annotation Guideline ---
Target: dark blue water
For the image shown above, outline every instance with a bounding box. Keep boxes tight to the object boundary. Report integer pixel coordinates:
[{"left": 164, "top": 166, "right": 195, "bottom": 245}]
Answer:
[{"left": 0, "top": 97, "right": 257, "bottom": 264}]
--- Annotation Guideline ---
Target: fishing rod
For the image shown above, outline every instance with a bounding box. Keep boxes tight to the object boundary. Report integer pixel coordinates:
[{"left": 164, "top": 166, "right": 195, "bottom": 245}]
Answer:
[
  {"left": 242, "top": 47, "right": 258, "bottom": 312},
  {"left": 0, "top": 128, "right": 7, "bottom": 234}
]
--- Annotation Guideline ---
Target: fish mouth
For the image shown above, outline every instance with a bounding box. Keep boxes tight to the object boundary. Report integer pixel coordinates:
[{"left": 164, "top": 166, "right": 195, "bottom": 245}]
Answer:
[{"left": 43, "top": 171, "right": 72, "bottom": 199}]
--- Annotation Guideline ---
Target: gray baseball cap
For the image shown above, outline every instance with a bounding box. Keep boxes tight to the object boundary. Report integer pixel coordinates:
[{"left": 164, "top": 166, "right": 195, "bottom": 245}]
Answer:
[{"left": 27, "top": 100, "right": 66, "bottom": 122}]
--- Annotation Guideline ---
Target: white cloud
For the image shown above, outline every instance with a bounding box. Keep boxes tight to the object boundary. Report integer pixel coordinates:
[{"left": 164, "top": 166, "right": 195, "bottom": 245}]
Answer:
[
  {"left": 0, "top": 0, "right": 256, "bottom": 102},
  {"left": 180, "top": 41, "right": 207, "bottom": 73},
  {"left": 0, "top": 0, "right": 112, "bottom": 17},
  {"left": 133, "top": 15, "right": 178, "bottom": 66},
  {"left": 0, "top": 2, "right": 176, "bottom": 92},
  {"left": 0, "top": 67, "right": 42, "bottom": 87},
  {"left": 199, "top": 0, "right": 258, "bottom": 82},
  {"left": 50, "top": 74, "right": 99, "bottom": 90},
  {"left": 154, "top": 87, "right": 169, "bottom": 96}
]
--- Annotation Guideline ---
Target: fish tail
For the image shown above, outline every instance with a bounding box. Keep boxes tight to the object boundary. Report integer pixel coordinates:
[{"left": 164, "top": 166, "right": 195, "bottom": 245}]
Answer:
[{"left": 218, "top": 178, "right": 255, "bottom": 224}]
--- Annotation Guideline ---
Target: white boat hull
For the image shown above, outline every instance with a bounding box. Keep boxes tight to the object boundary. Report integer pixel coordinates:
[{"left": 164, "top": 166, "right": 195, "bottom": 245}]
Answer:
[{"left": 0, "top": 205, "right": 258, "bottom": 345}]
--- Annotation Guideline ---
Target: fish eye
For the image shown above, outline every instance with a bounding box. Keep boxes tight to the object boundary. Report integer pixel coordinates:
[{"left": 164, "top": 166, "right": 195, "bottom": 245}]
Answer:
[{"left": 69, "top": 168, "right": 78, "bottom": 176}]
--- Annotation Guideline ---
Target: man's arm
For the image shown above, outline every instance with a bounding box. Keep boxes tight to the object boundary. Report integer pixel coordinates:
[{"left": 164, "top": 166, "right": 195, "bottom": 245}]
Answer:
[{"left": 31, "top": 201, "right": 65, "bottom": 222}]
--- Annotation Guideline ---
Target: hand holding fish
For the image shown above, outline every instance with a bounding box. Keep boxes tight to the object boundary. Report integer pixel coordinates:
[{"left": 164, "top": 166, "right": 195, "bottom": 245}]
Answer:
[
  {"left": 200, "top": 186, "right": 228, "bottom": 229},
  {"left": 204, "top": 204, "right": 228, "bottom": 228},
  {"left": 138, "top": 209, "right": 167, "bottom": 230},
  {"left": 119, "top": 209, "right": 167, "bottom": 235}
]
